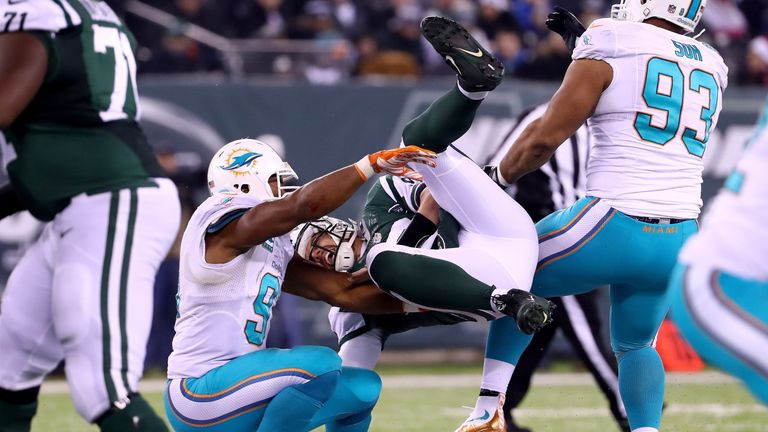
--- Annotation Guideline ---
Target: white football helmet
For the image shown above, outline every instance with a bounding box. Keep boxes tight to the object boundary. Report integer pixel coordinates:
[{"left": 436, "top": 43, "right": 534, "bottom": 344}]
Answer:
[
  {"left": 611, "top": 0, "right": 706, "bottom": 34},
  {"left": 207, "top": 139, "right": 298, "bottom": 200},
  {"left": 290, "top": 216, "right": 362, "bottom": 272}
]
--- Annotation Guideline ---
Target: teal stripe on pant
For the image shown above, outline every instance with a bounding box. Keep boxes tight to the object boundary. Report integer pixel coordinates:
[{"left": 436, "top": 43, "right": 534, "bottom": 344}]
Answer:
[
  {"left": 165, "top": 346, "right": 341, "bottom": 432},
  {"left": 487, "top": 197, "right": 699, "bottom": 430},
  {"left": 670, "top": 264, "right": 768, "bottom": 404}
]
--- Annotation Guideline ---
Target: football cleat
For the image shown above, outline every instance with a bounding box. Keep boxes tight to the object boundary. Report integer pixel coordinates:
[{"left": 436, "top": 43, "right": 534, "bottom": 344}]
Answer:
[
  {"left": 455, "top": 394, "right": 507, "bottom": 432},
  {"left": 492, "top": 289, "right": 555, "bottom": 334},
  {"left": 421, "top": 16, "right": 504, "bottom": 92}
]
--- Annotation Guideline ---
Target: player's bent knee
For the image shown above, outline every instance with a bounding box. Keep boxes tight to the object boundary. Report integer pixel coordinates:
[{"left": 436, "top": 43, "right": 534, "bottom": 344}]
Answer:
[
  {"left": 294, "top": 370, "right": 341, "bottom": 404},
  {"left": 292, "top": 346, "right": 343, "bottom": 376},
  {"left": 340, "top": 367, "right": 382, "bottom": 407}
]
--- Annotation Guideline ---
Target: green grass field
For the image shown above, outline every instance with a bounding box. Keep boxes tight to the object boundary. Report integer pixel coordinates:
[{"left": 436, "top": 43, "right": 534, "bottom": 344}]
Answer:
[{"left": 30, "top": 365, "right": 767, "bottom": 431}]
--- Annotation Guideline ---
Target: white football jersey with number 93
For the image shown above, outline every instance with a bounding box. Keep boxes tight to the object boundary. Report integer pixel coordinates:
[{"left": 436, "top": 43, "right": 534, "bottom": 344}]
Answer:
[{"left": 573, "top": 18, "right": 728, "bottom": 219}]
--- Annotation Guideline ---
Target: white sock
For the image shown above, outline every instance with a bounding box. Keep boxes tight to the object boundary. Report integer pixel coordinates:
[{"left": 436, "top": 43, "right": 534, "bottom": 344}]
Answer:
[
  {"left": 467, "top": 395, "right": 500, "bottom": 422},
  {"left": 632, "top": 428, "right": 659, "bottom": 432},
  {"left": 480, "top": 358, "right": 515, "bottom": 393},
  {"left": 457, "top": 80, "right": 488, "bottom": 100}
]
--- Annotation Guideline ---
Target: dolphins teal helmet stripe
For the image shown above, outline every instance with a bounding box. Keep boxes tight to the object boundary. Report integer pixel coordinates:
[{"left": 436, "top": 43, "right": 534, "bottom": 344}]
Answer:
[
  {"left": 686, "top": 0, "right": 702, "bottom": 20},
  {"left": 219, "top": 152, "right": 262, "bottom": 170}
]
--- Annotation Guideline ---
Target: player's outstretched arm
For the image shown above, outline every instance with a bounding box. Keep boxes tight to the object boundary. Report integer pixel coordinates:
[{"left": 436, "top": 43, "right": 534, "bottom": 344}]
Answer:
[
  {"left": 498, "top": 59, "right": 611, "bottom": 184},
  {"left": 283, "top": 256, "right": 405, "bottom": 314},
  {"left": 0, "top": 33, "right": 48, "bottom": 128},
  {"left": 206, "top": 147, "right": 436, "bottom": 263}
]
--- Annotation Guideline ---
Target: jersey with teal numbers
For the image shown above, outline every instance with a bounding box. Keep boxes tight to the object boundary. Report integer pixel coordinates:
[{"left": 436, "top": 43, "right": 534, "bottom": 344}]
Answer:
[
  {"left": 679, "top": 98, "right": 768, "bottom": 281},
  {"left": 168, "top": 193, "right": 295, "bottom": 379},
  {"left": 573, "top": 18, "right": 728, "bottom": 220},
  {"left": 1, "top": 0, "right": 164, "bottom": 221}
]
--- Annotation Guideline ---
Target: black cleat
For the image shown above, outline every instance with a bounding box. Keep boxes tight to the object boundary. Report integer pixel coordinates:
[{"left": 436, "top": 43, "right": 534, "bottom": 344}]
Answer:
[
  {"left": 492, "top": 289, "right": 555, "bottom": 335},
  {"left": 421, "top": 16, "right": 505, "bottom": 92}
]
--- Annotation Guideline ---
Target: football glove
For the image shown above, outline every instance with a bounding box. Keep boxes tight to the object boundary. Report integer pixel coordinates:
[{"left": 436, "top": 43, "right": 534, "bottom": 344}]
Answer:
[
  {"left": 355, "top": 146, "right": 437, "bottom": 181},
  {"left": 545, "top": 6, "right": 586, "bottom": 54}
]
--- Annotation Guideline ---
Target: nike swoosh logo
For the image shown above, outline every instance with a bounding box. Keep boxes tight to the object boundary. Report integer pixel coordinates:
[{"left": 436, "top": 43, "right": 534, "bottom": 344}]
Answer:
[
  {"left": 445, "top": 55, "right": 462, "bottom": 76},
  {"left": 456, "top": 47, "right": 484, "bottom": 58},
  {"left": 467, "top": 409, "right": 491, "bottom": 423},
  {"left": 8, "top": 0, "right": 27, "bottom": 4}
]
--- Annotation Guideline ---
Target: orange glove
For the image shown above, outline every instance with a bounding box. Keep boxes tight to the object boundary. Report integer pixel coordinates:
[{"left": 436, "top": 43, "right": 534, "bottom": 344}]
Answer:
[{"left": 354, "top": 146, "right": 437, "bottom": 181}]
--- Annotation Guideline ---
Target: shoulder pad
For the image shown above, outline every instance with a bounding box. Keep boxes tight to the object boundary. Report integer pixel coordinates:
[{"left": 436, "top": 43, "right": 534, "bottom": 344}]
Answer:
[
  {"left": 572, "top": 18, "right": 617, "bottom": 61},
  {"left": 1, "top": 0, "right": 82, "bottom": 33}
]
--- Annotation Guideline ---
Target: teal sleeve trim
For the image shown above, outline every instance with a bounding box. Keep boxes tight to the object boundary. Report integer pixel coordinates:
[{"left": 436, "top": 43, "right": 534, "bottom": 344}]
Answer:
[{"left": 206, "top": 208, "right": 248, "bottom": 234}]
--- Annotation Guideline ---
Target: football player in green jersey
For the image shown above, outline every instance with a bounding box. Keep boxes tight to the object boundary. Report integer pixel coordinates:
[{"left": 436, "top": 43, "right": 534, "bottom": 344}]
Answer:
[{"left": 0, "top": 1, "right": 179, "bottom": 431}]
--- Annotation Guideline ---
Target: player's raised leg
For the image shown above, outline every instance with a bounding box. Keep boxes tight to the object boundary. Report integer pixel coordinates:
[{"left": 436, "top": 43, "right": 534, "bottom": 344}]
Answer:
[{"left": 401, "top": 16, "right": 503, "bottom": 154}]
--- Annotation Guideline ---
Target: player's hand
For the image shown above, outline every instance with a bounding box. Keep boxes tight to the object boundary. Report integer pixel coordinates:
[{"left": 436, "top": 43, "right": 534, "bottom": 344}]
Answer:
[
  {"left": 355, "top": 146, "right": 437, "bottom": 181},
  {"left": 483, "top": 164, "right": 508, "bottom": 190},
  {"left": 545, "top": 6, "right": 586, "bottom": 54}
]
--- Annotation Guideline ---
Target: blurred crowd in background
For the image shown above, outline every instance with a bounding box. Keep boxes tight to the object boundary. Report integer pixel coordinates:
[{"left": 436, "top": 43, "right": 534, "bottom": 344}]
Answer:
[{"left": 108, "top": 0, "right": 768, "bottom": 85}]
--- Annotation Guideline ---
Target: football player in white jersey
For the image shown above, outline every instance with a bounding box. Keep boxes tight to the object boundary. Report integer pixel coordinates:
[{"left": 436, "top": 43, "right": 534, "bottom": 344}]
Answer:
[
  {"left": 669, "top": 97, "right": 768, "bottom": 405},
  {"left": 456, "top": 1, "right": 728, "bottom": 431},
  {"left": 164, "top": 138, "right": 436, "bottom": 432}
]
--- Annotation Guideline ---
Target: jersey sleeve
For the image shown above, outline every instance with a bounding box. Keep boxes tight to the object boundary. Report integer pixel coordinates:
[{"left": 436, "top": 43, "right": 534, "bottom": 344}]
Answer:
[
  {"left": 197, "top": 193, "right": 262, "bottom": 233},
  {"left": 0, "top": 0, "right": 82, "bottom": 33},
  {"left": 387, "top": 176, "right": 426, "bottom": 213},
  {"left": 572, "top": 18, "right": 618, "bottom": 62}
]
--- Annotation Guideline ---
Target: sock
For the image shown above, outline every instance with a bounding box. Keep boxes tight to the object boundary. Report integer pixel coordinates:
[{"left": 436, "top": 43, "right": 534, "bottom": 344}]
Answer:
[
  {"left": 0, "top": 386, "right": 40, "bottom": 432},
  {"left": 480, "top": 358, "right": 515, "bottom": 393},
  {"left": 308, "top": 367, "right": 381, "bottom": 432},
  {"left": 632, "top": 429, "right": 659, "bottom": 432},
  {"left": 487, "top": 315, "right": 533, "bottom": 364},
  {"left": 0, "top": 400, "right": 37, "bottom": 432},
  {"left": 401, "top": 85, "right": 483, "bottom": 153},
  {"left": 369, "top": 250, "right": 494, "bottom": 312},
  {"left": 457, "top": 80, "right": 489, "bottom": 100},
  {"left": 466, "top": 394, "right": 500, "bottom": 423},
  {"left": 97, "top": 394, "right": 168, "bottom": 432},
  {"left": 618, "top": 348, "right": 665, "bottom": 431},
  {"left": 256, "top": 371, "right": 340, "bottom": 432}
]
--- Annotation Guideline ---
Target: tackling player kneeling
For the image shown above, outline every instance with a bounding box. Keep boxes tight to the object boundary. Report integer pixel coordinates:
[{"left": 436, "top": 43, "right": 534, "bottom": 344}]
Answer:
[{"left": 164, "top": 139, "right": 435, "bottom": 432}]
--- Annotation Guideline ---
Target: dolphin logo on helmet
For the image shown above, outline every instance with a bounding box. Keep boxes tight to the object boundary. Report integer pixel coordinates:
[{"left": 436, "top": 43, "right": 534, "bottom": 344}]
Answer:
[
  {"left": 208, "top": 139, "right": 298, "bottom": 200},
  {"left": 219, "top": 152, "right": 262, "bottom": 171}
]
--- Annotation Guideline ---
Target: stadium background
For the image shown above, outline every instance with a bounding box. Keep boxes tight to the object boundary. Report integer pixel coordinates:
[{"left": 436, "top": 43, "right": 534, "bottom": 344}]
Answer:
[{"left": 1, "top": 2, "right": 768, "bottom": 429}]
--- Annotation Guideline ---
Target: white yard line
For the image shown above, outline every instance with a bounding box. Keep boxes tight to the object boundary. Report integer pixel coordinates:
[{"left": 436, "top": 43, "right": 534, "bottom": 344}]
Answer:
[
  {"left": 40, "top": 371, "right": 737, "bottom": 395},
  {"left": 442, "top": 403, "right": 766, "bottom": 419}
]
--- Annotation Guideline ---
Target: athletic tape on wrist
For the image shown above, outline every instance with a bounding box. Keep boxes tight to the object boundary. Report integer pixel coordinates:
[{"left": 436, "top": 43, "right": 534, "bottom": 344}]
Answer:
[{"left": 354, "top": 156, "right": 376, "bottom": 181}]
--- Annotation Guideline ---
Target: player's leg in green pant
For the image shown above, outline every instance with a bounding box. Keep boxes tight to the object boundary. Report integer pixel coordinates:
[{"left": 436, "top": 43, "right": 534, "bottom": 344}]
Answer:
[
  {"left": 367, "top": 246, "right": 496, "bottom": 315},
  {"left": 401, "top": 85, "right": 483, "bottom": 154}
]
